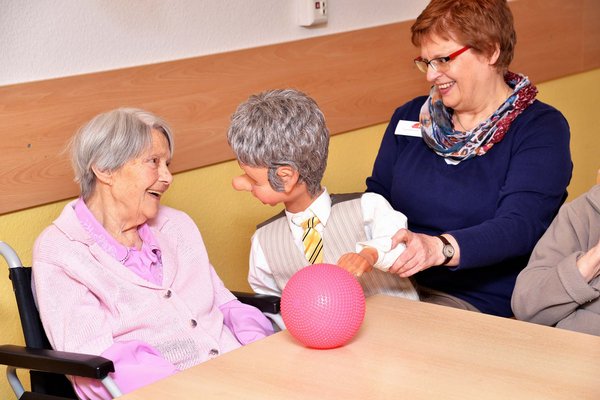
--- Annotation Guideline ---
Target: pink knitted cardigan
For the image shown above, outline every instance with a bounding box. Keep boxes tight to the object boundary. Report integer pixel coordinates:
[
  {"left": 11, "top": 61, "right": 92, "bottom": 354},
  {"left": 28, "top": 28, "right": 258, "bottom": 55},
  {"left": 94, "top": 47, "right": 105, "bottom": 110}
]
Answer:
[{"left": 33, "top": 201, "right": 272, "bottom": 398}]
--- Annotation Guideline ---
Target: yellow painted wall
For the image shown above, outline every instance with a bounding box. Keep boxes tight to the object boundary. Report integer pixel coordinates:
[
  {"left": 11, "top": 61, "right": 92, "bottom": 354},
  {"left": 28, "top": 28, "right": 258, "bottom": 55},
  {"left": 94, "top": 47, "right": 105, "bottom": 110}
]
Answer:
[
  {"left": 541, "top": 70, "right": 600, "bottom": 195},
  {"left": 0, "top": 69, "right": 598, "bottom": 398}
]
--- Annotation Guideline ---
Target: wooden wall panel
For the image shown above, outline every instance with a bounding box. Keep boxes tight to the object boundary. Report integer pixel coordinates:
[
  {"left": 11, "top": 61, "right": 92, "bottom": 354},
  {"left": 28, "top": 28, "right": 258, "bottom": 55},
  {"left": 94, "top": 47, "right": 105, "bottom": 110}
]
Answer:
[
  {"left": 583, "top": 0, "right": 600, "bottom": 70},
  {"left": 1, "top": 0, "right": 598, "bottom": 215}
]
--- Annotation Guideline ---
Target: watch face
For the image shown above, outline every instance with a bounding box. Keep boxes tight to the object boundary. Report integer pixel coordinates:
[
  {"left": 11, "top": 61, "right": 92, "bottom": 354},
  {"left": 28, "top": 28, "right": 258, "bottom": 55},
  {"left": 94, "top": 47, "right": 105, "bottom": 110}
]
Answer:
[{"left": 443, "top": 245, "right": 455, "bottom": 258}]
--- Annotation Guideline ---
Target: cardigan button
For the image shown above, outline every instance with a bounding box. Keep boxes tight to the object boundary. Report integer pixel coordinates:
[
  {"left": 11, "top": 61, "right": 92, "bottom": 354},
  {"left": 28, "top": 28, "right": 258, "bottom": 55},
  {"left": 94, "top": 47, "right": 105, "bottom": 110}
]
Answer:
[
  {"left": 208, "top": 349, "right": 219, "bottom": 357},
  {"left": 164, "top": 290, "right": 172, "bottom": 298},
  {"left": 190, "top": 319, "right": 198, "bottom": 328}
]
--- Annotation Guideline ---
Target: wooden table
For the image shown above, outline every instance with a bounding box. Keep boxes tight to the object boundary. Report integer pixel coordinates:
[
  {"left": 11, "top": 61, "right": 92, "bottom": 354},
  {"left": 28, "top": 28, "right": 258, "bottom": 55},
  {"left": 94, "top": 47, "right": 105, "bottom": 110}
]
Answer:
[{"left": 120, "top": 295, "right": 600, "bottom": 399}]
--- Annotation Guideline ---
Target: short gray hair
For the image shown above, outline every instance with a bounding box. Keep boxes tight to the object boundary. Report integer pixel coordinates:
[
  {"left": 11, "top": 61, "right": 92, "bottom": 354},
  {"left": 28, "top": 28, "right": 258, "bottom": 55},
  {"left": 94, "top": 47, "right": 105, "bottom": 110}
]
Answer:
[
  {"left": 70, "top": 108, "right": 174, "bottom": 200},
  {"left": 227, "top": 89, "right": 329, "bottom": 196}
]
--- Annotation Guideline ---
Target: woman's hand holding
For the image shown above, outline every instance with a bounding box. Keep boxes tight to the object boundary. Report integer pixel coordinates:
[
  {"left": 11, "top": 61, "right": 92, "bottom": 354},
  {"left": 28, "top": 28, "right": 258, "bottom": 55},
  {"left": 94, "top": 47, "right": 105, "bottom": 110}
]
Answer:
[
  {"left": 388, "top": 229, "right": 450, "bottom": 278},
  {"left": 576, "top": 237, "right": 600, "bottom": 282}
]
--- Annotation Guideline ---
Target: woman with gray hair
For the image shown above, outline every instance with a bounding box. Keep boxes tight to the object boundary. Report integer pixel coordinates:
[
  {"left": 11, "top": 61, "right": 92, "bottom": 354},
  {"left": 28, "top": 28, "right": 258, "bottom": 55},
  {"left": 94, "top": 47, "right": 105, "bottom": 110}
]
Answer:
[{"left": 32, "top": 108, "right": 273, "bottom": 399}]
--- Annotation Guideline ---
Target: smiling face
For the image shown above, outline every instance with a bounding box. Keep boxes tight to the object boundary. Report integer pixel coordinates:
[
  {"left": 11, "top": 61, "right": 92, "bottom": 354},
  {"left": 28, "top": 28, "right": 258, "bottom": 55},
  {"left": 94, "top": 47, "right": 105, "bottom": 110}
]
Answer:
[
  {"left": 109, "top": 129, "right": 173, "bottom": 226},
  {"left": 420, "top": 34, "right": 500, "bottom": 114}
]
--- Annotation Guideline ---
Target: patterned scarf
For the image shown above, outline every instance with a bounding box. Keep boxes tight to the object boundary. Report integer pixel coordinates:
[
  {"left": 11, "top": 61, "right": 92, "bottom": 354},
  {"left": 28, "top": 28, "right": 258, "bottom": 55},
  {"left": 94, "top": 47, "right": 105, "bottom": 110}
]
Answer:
[{"left": 419, "top": 71, "right": 538, "bottom": 163}]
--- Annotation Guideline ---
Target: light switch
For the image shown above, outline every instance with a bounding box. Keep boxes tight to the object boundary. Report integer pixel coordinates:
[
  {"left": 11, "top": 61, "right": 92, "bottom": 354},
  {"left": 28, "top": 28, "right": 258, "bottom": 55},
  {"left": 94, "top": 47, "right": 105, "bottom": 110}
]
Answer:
[{"left": 298, "top": 0, "right": 327, "bottom": 27}]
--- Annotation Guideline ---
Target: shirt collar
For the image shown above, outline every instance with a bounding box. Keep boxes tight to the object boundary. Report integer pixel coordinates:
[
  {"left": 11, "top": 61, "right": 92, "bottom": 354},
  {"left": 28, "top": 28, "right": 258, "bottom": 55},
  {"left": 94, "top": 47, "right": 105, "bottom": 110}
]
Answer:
[
  {"left": 73, "top": 197, "right": 160, "bottom": 263},
  {"left": 286, "top": 187, "right": 331, "bottom": 227}
]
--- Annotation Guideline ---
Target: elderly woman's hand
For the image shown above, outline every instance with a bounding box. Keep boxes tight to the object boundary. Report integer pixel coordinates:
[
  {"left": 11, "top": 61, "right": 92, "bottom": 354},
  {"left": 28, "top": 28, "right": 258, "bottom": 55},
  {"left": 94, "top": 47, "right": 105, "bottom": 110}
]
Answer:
[
  {"left": 576, "top": 237, "right": 600, "bottom": 282},
  {"left": 388, "top": 229, "right": 454, "bottom": 278}
]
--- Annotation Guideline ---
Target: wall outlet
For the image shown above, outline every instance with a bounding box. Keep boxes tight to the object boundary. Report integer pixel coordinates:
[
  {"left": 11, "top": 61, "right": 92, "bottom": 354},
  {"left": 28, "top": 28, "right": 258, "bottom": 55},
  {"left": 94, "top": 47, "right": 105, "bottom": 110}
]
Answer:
[{"left": 298, "top": 0, "right": 327, "bottom": 27}]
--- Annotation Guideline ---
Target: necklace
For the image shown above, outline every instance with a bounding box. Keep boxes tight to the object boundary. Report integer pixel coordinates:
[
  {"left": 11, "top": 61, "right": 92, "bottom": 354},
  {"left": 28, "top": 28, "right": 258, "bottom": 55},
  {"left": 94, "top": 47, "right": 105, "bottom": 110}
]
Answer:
[
  {"left": 454, "top": 113, "right": 468, "bottom": 132},
  {"left": 455, "top": 86, "right": 513, "bottom": 133}
]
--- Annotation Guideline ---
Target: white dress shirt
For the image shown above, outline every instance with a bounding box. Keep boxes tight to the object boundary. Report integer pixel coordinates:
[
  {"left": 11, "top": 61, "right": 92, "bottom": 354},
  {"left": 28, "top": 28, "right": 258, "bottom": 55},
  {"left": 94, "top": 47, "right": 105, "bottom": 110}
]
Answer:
[{"left": 248, "top": 188, "right": 408, "bottom": 296}]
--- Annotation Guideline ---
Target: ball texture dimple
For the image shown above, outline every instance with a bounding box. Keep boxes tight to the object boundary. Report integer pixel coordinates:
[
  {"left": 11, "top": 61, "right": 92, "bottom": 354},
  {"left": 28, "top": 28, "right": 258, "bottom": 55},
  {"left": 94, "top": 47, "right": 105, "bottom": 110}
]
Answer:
[{"left": 281, "top": 263, "right": 366, "bottom": 349}]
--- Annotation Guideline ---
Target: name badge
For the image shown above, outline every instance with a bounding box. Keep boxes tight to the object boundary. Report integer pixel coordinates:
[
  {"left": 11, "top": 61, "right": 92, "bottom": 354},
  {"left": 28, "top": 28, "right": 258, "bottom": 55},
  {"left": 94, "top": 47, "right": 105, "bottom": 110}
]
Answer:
[{"left": 394, "top": 120, "right": 422, "bottom": 137}]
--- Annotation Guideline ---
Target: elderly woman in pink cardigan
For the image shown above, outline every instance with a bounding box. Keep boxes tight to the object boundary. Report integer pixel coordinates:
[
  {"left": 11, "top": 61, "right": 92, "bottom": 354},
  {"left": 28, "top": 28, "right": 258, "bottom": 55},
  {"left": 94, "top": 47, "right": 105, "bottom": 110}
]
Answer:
[{"left": 32, "top": 108, "right": 273, "bottom": 399}]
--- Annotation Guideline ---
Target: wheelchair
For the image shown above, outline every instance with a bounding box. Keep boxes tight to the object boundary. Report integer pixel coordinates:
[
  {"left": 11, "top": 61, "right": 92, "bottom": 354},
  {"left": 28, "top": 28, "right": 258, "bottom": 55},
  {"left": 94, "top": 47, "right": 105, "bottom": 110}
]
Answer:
[{"left": 0, "top": 241, "right": 279, "bottom": 399}]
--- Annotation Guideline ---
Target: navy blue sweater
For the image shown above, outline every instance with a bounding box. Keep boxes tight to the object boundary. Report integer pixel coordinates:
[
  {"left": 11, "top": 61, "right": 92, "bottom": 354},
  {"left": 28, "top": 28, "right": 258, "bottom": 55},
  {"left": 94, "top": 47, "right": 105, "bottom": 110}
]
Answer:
[{"left": 366, "top": 96, "right": 572, "bottom": 316}]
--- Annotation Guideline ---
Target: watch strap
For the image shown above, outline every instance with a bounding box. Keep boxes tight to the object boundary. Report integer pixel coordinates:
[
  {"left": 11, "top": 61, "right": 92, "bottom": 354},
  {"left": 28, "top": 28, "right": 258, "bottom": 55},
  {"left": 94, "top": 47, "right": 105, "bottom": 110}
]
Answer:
[{"left": 437, "top": 235, "right": 453, "bottom": 266}]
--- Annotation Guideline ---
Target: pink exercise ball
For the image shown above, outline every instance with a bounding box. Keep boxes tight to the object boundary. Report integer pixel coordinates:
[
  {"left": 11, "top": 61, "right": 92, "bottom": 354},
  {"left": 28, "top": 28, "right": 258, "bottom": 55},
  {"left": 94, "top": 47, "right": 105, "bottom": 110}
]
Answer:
[{"left": 281, "top": 263, "right": 366, "bottom": 349}]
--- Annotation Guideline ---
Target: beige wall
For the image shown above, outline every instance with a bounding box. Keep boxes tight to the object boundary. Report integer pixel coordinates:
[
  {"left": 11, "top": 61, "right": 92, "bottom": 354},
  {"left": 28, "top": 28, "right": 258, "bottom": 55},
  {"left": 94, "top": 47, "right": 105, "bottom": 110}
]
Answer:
[{"left": 0, "top": 69, "right": 598, "bottom": 398}]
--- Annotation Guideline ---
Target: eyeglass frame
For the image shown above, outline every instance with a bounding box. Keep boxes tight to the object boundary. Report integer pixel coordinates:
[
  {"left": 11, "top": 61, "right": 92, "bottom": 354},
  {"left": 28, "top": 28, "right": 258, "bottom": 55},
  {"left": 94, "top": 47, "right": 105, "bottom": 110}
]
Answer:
[{"left": 413, "top": 46, "right": 470, "bottom": 73}]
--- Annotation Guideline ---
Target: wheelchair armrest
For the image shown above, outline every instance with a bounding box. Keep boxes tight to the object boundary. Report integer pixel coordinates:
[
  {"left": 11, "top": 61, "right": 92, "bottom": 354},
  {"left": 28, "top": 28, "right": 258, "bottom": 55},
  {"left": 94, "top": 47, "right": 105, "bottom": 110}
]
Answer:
[
  {"left": 232, "top": 291, "right": 281, "bottom": 314},
  {"left": 0, "top": 344, "right": 114, "bottom": 379}
]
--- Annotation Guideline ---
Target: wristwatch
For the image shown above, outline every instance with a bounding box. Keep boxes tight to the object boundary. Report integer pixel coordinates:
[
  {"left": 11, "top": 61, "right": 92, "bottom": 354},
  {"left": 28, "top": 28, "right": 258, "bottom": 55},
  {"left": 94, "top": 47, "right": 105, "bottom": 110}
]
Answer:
[{"left": 437, "top": 235, "right": 455, "bottom": 266}]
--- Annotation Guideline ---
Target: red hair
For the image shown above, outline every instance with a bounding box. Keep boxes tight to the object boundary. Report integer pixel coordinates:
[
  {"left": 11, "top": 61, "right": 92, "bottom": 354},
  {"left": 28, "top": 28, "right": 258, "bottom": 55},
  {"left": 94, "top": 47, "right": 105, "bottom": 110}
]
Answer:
[{"left": 411, "top": 0, "right": 516, "bottom": 70}]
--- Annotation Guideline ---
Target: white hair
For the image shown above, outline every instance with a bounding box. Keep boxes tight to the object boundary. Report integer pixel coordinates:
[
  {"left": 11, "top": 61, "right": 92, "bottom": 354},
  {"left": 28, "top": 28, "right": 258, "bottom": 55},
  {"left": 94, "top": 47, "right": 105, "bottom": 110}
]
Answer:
[{"left": 69, "top": 108, "right": 174, "bottom": 199}]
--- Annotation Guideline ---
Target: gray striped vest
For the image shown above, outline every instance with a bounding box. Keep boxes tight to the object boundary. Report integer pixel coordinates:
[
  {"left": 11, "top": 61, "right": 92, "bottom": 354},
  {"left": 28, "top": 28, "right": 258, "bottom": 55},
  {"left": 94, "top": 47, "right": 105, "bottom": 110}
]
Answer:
[{"left": 255, "top": 193, "right": 418, "bottom": 300}]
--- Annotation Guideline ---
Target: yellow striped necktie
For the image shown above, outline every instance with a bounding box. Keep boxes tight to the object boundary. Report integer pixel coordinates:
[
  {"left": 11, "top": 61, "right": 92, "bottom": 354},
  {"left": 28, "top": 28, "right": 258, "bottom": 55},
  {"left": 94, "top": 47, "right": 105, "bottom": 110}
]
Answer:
[{"left": 300, "top": 216, "right": 323, "bottom": 264}]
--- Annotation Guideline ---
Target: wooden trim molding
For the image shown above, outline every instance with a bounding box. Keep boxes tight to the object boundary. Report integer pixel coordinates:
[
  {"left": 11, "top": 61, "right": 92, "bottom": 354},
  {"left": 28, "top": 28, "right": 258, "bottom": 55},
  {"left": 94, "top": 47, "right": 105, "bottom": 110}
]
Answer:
[{"left": 1, "top": 0, "right": 598, "bottom": 214}]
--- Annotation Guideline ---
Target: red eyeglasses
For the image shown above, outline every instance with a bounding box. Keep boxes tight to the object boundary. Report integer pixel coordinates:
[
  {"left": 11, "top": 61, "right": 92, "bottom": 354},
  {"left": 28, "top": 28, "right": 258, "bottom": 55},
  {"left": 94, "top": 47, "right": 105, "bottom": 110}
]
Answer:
[{"left": 414, "top": 46, "right": 470, "bottom": 73}]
